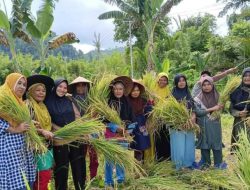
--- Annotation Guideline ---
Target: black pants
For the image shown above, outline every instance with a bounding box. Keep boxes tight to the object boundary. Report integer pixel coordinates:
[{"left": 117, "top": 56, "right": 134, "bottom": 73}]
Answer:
[
  {"left": 155, "top": 126, "right": 171, "bottom": 162},
  {"left": 53, "top": 143, "right": 86, "bottom": 190},
  {"left": 201, "top": 149, "right": 222, "bottom": 166}
]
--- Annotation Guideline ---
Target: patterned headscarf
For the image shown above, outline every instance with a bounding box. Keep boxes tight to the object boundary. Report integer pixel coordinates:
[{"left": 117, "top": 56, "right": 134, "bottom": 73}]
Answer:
[{"left": 26, "top": 83, "right": 52, "bottom": 131}]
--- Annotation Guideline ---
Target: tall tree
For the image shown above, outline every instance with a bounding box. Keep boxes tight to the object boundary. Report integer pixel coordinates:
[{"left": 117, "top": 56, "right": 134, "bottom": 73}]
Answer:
[
  {"left": 99, "top": 0, "right": 182, "bottom": 71},
  {"left": 218, "top": 0, "right": 250, "bottom": 17},
  {"left": 93, "top": 32, "right": 101, "bottom": 59}
]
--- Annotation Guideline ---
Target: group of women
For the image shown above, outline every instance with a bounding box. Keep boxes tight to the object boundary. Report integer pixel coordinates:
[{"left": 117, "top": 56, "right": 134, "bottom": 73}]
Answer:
[{"left": 0, "top": 66, "right": 249, "bottom": 190}]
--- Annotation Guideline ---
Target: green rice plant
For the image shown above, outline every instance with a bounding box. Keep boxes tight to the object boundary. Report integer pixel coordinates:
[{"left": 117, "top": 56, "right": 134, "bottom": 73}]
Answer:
[
  {"left": 88, "top": 74, "right": 115, "bottom": 102},
  {"left": 88, "top": 138, "right": 145, "bottom": 177},
  {"left": 149, "top": 97, "right": 199, "bottom": 132},
  {"left": 144, "top": 160, "right": 177, "bottom": 177},
  {"left": 0, "top": 91, "right": 47, "bottom": 153},
  {"left": 21, "top": 170, "right": 31, "bottom": 190},
  {"left": 178, "top": 169, "right": 242, "bottom": 189},
  {"left": 87, "top": 98, "right": 124, "bottom": 128},
  {"left": 84, "top": 74, "right": 125, "bottom": 128},
  {"left": 54, "top": 114, "right": 105, "bottom": 145},
  {"left": 211, "top": 75, "right": 241, "bottom": 120},
  {"left": 126, "top": 176, "right": 191, "bottom": 190},
  {"left": 234, "top": 129, "right": 250, "bottom": 188},
  {"left": 141, "top": 72, "right": 159, "bottom": 100}
]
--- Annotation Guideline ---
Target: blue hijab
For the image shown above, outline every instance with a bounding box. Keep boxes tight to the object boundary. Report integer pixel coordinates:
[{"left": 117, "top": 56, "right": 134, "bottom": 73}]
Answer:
[{"left": 45, "top": 78, "right": 75, "bottom": 127}]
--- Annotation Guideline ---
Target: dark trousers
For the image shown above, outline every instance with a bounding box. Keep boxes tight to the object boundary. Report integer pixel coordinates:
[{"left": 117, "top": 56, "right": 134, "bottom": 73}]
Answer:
[
  {"left": 201, "top": 149, "right": 222, "bottom": 166},
  {"left": 155, "top": 126, "right": 171, "bottom": 162},
  {"left": 53, "top": 143, "right": 86, "bottom": 190}
]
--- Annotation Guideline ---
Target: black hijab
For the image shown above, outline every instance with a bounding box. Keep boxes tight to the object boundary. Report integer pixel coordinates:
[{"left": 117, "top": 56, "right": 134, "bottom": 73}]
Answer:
[
  {"left": 108, "top": 86, "right": 135, "bottom": 126},
  {"left": 230, "top": 67, "right": 250, "bottom": 111},
  {"left": 45, "top": 78, "right": 75, "bottom": 127},
  {"left": 172, "top": 74, "right": 193, "bottom": 109}
]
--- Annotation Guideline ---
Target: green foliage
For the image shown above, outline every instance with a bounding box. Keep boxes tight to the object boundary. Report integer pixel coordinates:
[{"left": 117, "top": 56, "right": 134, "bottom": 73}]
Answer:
[
  {"left": 0, "top": 52, "right": 130, "bottom": 84},
  {"left": 230, "top": 20, "right": 250, "bottom": 38},
  {"left": 0, "top": 10, "right": 10, "bottom": 31}
]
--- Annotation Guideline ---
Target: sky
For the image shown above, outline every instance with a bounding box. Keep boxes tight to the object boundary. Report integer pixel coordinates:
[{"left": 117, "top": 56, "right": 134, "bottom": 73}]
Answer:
[{"left": 1, "top": 0, "right": 229, "bottom": 53}]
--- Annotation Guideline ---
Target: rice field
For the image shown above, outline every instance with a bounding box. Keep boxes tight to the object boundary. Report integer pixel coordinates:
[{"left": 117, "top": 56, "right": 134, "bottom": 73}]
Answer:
[{"left": 47, "top": 113, "right": 249, "bottom": 190}]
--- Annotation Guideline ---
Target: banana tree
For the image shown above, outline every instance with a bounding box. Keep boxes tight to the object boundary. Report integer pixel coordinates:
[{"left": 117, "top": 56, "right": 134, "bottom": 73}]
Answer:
[
  {"left": 0, "top": 0, "right": 33, "bottom": 72},
  {"left": 22, "top": 0, "right": 79, "bottom": 72},
  {"left": 22, "top": 0, "right": 56, "bottom": 70},
  {"left": 99, "top": 0, "right": 182, "bottom": 71},
  {"left": 142, "top": 0, "right": 182, "bottom": 71}
]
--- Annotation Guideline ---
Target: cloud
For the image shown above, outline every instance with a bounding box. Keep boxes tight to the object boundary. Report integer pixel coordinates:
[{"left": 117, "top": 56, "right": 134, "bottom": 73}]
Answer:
[
  {"left": 2, "top": 0, "right": 230, "bottom": 53},
  {"left": 72, "top": 43, "right": 95, "bottom": 54},
  {"left": 168, "top": 0, "right": 228, "bottom": 35}
]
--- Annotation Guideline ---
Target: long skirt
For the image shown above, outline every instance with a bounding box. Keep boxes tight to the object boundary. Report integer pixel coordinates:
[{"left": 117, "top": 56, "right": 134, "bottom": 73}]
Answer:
[{"left": 170, "top": 129, "right": 195, "bottom": 170}]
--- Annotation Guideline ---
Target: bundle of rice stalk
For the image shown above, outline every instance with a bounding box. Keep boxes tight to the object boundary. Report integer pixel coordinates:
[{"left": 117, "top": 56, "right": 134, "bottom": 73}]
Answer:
[
  {"left": 179, "top": 169, "right": 241, "bottom": 189},
  {"left": 88, "top": 74, "right": 115, "bottom": 102},
  {"left": 127, "top": 176, "right": 191, "bottom": 190},
  {"left": 211, "top": 76, "right": 241, "bottom": 120},
  {"left": 87, "top": 98, "right": 124, "bottom": 128},
  {"left": 53, "top": 114, "right": 105, "bottom": 145},
  {"left": 149, "top": 97, "right": 198, "bottom": 132},
  {"left": 233, "top": 129, "right": 250, "bottom": 188},
  {"left": 0, "top": 92, "right": 47, "bottom": 153},
  {"left": 88, "top": 138, "right": 144, "bottom": 176},
  {"left": 141, "top": 72, "right": 159, "bottom": 100}
]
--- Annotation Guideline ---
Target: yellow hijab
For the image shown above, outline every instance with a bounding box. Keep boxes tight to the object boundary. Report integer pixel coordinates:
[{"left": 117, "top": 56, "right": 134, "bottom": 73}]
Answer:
[
  {"left": 0, "top": 73, "right": 26, "bottom": 127},
  {"left": 155, "top": 72, "right": 170, "bottom": 99},
  {"left": 26, "top": 83, "right": 52, "bottom": 131}
]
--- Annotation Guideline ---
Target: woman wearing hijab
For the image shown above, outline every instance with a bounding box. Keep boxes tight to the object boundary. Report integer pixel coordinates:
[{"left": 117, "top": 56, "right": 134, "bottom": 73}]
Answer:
[
  {"left": 170, "top": 74, "right": 196, "bottom": 170},
  {"left": 154, "top": 72, "right": 171, "bottom": 161},
  {"left": 68, "top": 76, "right": 99, "bottom": 180},
  {"left": 25, "top": 75, "right": 54, "bottom": 190},
  {"left": 194, "top": 76, "right": 226, "bottom": 169},
  {"left": 128, "top": 80, "right": 151, "bottom": 162},
  {"left": 104, "top": 76, "right": 135, "bottom": 187},
  {"left": 230, "top": 67, "right": 250, "bottom": 151},
  {"left": 45, "top": 79, "right": 86, "bottom": 190},
  {"left": 0, "top": 73, "right": 36, "bottom": 190}
]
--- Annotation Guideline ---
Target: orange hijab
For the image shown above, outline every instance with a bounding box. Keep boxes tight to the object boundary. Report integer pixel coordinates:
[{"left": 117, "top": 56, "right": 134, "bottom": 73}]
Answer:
[{"left": 0, "top": 73, "right": 26, "bottom": 127}]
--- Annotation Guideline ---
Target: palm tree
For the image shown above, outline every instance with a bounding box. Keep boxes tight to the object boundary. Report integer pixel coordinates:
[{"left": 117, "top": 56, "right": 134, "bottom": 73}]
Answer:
[
  {"left": 99, "top": 0, "right": 182, "bottom": 71},
  {"left": 218, "top": 0, "right": 250, "bottom": 17},
  {"left": 93, "top": 32, "right": 101, "bottom": 59}
]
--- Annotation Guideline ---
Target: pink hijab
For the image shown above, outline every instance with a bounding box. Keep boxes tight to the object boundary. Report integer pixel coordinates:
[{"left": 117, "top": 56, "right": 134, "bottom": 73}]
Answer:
[{"left": 197, "top": 76, "right": 219, "bottom": 109}]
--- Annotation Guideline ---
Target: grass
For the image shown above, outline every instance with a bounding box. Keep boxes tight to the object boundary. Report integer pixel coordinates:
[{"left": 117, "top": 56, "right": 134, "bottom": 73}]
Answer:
[{"left": 233, "top": 129, "right": 250, "bottom": 188}]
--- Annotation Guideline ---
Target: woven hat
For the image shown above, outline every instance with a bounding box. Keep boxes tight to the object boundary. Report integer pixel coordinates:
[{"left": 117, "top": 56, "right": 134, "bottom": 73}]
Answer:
[
  {"left": 132, "top": 79, "right": 145, "bottom": 94},
  {"left": 110, "top": 76, "right": 133, "bottom": 96},
  {"left": 68, "top": 76, "right": 92, "bottom": 94}
]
